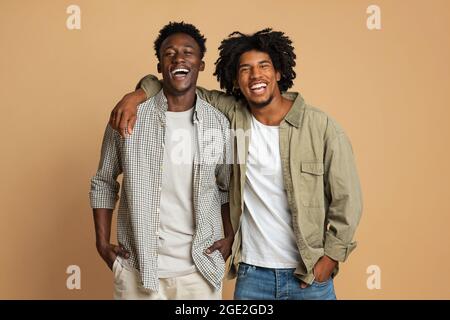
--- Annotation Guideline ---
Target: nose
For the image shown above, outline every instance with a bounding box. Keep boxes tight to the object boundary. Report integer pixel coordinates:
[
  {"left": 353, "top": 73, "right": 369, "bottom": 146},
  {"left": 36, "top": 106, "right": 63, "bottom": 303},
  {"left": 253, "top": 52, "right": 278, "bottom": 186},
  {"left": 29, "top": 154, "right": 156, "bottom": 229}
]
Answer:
[
  {"left": 249, "top": 66, "right": 262, "bottom": 79},
  {"left": 172, "top": 52, "right": 186, "bottom": 64}
]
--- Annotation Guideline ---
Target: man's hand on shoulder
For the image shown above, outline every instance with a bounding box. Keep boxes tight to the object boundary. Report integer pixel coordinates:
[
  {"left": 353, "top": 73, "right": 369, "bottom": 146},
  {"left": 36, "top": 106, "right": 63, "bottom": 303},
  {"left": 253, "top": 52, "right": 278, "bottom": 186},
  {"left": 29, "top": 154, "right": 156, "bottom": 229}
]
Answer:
[{"left": 109, "top": 89, "right": 146, "bottom": 138}]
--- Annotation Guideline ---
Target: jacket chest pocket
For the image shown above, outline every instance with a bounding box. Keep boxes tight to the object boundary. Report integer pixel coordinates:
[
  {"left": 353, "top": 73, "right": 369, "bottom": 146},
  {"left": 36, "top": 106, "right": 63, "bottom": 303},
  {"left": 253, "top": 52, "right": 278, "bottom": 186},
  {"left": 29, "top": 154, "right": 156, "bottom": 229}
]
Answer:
[{"left": 299, "top": 161, "right": 325, "bottom": 208}]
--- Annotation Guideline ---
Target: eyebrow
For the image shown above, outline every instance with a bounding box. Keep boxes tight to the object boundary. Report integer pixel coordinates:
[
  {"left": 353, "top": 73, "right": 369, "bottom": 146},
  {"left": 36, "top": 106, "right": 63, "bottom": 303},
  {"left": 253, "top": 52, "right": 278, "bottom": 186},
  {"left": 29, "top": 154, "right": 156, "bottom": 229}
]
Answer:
[
  {"left": 238, "top": 60, "right": 272, "bottom": 69},
  {"left": 163, "top": 44, "right": 195, "bottom": 51}
]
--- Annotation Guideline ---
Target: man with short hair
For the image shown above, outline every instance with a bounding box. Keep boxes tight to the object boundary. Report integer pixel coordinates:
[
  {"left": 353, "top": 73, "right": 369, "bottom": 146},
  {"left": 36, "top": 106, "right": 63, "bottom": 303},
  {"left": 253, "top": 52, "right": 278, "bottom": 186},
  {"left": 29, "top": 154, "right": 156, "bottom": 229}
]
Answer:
[
  {"left": 109, "top": 29, "right": 363, "bottom": 300},
  {"left": 90, "top": 22, "right": 233, "bottom": 300}
]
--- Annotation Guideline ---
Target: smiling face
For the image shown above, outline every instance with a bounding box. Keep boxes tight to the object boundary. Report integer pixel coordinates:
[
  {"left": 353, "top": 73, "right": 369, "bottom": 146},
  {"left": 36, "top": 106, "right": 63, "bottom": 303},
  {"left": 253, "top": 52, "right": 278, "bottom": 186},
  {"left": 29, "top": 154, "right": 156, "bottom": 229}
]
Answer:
[
  {"left": 237, "top": 50, "right": 281, "bottom": 108},
  {"left": 158, "top": 32, "right": 205, "bottom": 95}
]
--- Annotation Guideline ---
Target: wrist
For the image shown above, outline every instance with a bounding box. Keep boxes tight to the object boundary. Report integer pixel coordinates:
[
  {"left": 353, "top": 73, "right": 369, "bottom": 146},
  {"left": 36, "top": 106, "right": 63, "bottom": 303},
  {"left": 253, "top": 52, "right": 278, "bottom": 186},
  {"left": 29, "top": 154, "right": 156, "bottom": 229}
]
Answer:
[
  {"left": 126, "top": 89, "right": 146, "bottom": 103},
  {"left": 124, "top": 92, "right": 139, "bottom": 103},
  {"left": 96, "top": 240, "right": 109, "bottom": 252},
  {"left": 323, "top": 255, "right": 338, "bottom": 268}
]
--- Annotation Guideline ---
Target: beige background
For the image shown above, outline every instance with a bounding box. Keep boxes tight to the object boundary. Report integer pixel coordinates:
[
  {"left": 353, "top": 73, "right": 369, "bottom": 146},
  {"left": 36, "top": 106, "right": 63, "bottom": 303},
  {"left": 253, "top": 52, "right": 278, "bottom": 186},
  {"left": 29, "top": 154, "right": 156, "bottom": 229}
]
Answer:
[{"left": 1, "top": 0, "right": 449, "bottom": 299}]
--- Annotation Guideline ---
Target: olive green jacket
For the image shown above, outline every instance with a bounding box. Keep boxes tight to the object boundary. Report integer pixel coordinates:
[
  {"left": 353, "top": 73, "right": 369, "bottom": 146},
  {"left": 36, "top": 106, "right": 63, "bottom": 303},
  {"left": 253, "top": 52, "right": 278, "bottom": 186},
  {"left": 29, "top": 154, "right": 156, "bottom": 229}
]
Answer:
[{"left": 140, "top": 75, "right": 363, "bottom": 285}]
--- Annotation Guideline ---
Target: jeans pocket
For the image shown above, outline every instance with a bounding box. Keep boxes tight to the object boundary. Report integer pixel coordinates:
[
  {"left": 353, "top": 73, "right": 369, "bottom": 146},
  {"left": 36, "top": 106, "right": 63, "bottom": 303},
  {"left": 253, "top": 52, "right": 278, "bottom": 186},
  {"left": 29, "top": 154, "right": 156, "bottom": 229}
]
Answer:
[
  {"left": 112, "top": 256, "right": 119, "bottom": 273},
  {"left": 237, "top": 263, "right": 255, "bottom": 278},
  {"left": 112, "top": 256, "right": 124, "bottom": 283},
  {"left": 312, "top": 277, "right": 332, "bottom": 287}
]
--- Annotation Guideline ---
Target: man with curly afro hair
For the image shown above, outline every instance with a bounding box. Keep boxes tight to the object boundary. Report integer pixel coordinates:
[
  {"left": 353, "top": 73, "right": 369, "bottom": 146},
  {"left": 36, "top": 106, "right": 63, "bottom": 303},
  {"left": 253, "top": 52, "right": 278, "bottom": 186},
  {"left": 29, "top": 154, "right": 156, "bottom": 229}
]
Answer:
[{"left": 108, "top": 28, "right": 363, "bottom": 300}]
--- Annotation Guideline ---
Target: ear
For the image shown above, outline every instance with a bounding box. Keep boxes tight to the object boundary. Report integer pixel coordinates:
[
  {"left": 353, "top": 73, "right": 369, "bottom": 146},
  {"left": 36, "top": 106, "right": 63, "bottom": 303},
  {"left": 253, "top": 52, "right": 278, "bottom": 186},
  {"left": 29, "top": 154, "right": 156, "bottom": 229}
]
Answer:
[
  {"left": 199, "top": 60, "right": 205, "bottom": 71},
  {"left": 157, "top": 62, "right": 161, "bottom": 73},
  {"left": 276, "top": 70, "right": 281, "bottom": 82}
]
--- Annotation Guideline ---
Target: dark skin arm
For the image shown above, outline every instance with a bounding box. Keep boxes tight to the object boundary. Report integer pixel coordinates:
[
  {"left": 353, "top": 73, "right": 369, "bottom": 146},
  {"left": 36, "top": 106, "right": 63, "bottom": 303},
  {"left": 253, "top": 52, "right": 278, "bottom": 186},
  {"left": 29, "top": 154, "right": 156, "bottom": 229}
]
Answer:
[
  {"left": 110, "top": 89, "right": 147, "bottom": 138},
  {"left": 93, "top": 208, "right": 130, "bottom": 270},
  {"left": 205, "top": 203, "right": 234, "bottom": 262}
]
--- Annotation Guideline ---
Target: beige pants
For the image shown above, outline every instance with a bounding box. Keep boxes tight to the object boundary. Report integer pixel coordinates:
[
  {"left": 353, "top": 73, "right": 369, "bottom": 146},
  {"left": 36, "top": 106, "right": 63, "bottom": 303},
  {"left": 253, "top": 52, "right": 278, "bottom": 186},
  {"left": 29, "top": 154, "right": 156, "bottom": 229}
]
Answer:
[{"left": 112, "top": 256, "right": 222, "bottom": 300}]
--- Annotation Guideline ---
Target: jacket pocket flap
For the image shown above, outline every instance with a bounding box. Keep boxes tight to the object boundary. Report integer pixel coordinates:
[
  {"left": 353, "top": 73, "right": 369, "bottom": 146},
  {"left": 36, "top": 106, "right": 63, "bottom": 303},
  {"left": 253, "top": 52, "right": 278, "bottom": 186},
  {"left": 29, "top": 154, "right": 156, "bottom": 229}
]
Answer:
[{"left": 301, "top": 162, "right": 324, "bottom": 175}]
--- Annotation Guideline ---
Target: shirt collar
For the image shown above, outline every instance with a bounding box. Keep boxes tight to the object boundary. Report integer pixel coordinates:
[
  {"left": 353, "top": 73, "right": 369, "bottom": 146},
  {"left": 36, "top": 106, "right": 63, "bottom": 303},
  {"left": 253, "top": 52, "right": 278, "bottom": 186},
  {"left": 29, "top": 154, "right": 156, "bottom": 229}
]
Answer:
[
  {"left": 282, "top": 91, "right": 305, "bottom": 128},
  {"left": 155, "top": 89, "right": 204, "bottom": 123}
]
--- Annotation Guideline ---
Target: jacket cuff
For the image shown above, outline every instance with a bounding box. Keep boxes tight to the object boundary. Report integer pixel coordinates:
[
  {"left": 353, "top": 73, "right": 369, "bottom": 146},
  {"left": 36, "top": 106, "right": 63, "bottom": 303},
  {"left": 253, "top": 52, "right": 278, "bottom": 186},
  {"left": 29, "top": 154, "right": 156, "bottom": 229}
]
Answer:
[{"left": 324, "top": 232, "right": 357, "bottom": 262}]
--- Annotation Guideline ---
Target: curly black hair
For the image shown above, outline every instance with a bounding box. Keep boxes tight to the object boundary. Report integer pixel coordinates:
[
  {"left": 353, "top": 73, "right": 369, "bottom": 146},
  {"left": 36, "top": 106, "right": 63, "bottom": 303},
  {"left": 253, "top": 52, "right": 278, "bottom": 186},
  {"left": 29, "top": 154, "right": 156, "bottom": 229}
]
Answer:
[
  {"left": 153, "top": 21, "right": 207, "bottom": 60},
  {"left": 214, "top": 28, "right": 296, "bottom": 100}
]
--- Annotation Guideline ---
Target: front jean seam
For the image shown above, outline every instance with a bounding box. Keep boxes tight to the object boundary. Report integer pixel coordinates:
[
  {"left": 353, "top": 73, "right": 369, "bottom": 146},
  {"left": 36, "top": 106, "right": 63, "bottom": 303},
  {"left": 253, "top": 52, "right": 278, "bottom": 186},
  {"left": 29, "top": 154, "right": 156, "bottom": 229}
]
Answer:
[
  {"left": 275, "top": 269, "right": 279, "bottom": 299},
  {"left": 287, "top": 271, "right": 290, "bottom": 299}
]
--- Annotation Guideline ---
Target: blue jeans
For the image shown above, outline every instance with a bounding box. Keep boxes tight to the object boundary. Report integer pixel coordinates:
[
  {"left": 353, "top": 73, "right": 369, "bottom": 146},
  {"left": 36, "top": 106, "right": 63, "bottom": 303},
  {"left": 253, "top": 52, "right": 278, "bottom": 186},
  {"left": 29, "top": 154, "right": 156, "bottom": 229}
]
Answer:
[{"left": 234, "top": 263, "right": 337, "bottom": 300}]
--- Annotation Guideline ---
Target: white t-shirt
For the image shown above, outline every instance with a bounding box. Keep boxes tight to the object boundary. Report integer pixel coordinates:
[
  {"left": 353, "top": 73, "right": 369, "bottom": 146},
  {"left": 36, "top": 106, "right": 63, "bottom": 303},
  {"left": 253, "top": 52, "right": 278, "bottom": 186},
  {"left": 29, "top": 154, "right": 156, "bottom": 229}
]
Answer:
[
  {"left": 158, "top": 107, "right": 197, "bottom": 278},
  {"left": 241, "top": 115, "right": 301, "bottom": 268}
]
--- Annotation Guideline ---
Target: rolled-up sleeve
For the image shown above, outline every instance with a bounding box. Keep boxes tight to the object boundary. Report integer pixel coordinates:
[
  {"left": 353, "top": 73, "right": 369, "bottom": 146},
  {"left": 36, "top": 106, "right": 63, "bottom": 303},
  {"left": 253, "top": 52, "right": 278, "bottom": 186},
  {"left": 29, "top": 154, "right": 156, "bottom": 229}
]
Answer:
[
  {"left": 89, "top": 124, "right": 122, "bottom": 209},
  {"left": 323, "top": 132, "right": 363, "bottom": 262}
]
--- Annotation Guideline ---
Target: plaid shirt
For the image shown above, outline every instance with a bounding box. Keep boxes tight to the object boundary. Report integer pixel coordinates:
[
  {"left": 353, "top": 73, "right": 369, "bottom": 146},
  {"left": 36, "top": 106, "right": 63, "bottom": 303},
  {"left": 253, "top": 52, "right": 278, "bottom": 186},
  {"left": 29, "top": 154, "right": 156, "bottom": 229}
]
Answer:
[{"left": 90, "top": 90, "right": 231, "bottom": 291}]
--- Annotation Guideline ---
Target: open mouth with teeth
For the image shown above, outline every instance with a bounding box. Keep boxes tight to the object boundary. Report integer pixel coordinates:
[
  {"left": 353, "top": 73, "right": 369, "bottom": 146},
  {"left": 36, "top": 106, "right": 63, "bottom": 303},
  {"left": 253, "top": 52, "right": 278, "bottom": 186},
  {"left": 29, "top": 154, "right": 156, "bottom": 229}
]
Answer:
[
  {"left": 250, "top": 82, "right": 268, "bottom": 94},
  {"left": 171, "top": 68, "right": 190, "bottom": 79}
]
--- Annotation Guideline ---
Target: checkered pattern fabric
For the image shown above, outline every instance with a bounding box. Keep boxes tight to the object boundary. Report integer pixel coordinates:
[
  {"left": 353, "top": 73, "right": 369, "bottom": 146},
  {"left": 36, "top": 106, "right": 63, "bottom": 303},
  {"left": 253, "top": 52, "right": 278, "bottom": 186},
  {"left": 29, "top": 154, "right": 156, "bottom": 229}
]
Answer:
[{"left": 90, "top": 90, "right": 231, "bottom": 291}]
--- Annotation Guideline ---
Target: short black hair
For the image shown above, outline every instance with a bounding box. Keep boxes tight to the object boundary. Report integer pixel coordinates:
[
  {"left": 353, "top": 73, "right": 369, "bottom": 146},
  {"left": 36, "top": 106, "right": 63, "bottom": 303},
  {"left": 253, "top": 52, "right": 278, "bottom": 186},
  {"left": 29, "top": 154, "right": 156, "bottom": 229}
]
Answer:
[
  {"left": 153, "top": 21, "right": 207, "bottom": 60},
  {"left": 214, "top": 28, "right": 296, "bottom": 100}
]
